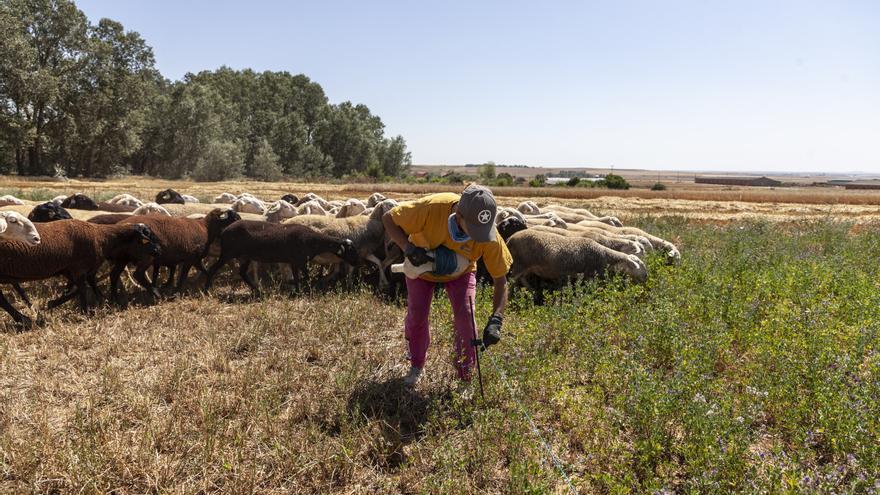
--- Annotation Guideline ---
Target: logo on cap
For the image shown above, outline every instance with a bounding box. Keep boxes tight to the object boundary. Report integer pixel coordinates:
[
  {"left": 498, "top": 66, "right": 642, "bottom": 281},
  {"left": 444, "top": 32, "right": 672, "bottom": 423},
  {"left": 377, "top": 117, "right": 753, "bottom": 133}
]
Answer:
[{"left": 478, "top": 209, "right": 492, "bottom": 224}]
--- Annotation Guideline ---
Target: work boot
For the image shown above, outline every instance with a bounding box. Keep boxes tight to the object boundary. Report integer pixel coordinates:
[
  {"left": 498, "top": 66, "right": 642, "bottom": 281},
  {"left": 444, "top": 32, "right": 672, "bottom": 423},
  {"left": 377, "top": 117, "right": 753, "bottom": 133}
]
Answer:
[{"left": 403, "top": 366, "right": 422, "bottom": 387}]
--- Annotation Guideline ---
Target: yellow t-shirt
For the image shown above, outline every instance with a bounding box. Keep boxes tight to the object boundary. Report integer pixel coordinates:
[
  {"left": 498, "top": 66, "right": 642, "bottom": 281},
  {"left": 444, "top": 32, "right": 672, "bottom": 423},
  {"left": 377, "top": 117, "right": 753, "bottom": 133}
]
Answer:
[{"left": 389, "top": 192, "right": 513, "bottom": 282}]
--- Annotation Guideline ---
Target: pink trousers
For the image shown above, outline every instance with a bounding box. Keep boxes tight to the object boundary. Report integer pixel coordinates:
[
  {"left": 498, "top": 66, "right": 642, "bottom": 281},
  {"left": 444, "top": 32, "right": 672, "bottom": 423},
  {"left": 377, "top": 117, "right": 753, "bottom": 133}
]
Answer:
[{"left": 404, "top": 271, "right": 477, "bottom": 380}]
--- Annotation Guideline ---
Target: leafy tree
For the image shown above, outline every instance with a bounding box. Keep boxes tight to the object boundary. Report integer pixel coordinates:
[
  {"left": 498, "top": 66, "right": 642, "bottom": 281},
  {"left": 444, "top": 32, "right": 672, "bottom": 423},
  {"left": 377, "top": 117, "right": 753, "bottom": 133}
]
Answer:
[
  {"left": 600, "top": 173, "right": 631, "bottom": 190},
  {"left": 567, "top": 176, "right": 581, "bottom": 187},
  {"left": 192, "top": 140, "right": 244, "bottom": 182},
  {"left": 250, "top": 138, "right": 282, "bottom": 181},
  {"left": 495, "top": 172, "right": 514, "bottom": 186},
  {"left": 0, "top": 0, "right": 89, "bottom": 175},
  {"left": 529, "top": 174, "right": 547, "bottom": 187},
  {"left": 651, "top": 182, "right": 667, "bottom": 191},
  {"left": 0, "top": 2, "right": 410, "bottom": 179},
  {"left": 479, "top": 161, "right": 496, "bottom": 180}
]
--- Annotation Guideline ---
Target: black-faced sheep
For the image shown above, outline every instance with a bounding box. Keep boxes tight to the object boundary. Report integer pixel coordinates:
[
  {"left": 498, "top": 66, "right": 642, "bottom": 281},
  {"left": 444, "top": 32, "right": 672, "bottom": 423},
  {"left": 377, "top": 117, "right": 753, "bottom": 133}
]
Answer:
[
  {"left": 61, "top": 193, "right": 137, "bottom": 212},
  {"left": 155, "top": 189, "right": 185, "bottom": 204},
  {"left": 281, "top": 194, "right": 299, "bottom": 205},
  {"left": 283, "top": 199, "right": 396, "bottom": 287},
  {"left": 28, "top": 202, "right": 72, "bottom": 223},
  {"left": 204, "top": 220, "right": 359, "bottom": 295},
  {"left": 0, "top": 221, "right": 160, "bottom": 326},
  {"left": 116, "top": 209, "right": 241, "bottom": 298}
]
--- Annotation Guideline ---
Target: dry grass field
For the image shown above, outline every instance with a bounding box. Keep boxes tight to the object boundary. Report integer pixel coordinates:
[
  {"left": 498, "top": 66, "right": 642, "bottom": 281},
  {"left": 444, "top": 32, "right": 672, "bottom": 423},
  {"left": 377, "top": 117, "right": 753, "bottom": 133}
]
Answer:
[
  {"left": 1, "top": 178, "right": 879, "bottom": 493},
  {"left": 3, "top": 175, "right": 880, "bottom": 224}
]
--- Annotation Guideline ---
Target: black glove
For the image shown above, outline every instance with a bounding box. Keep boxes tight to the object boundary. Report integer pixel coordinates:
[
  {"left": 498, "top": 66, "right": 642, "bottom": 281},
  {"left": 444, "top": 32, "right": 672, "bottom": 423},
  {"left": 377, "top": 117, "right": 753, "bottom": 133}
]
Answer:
[
  {"left": 481, "top": 313, "right": 503, "bottom": 350},
  {"left": 405, "top": 245, "right": 432, "bottom": 266}
]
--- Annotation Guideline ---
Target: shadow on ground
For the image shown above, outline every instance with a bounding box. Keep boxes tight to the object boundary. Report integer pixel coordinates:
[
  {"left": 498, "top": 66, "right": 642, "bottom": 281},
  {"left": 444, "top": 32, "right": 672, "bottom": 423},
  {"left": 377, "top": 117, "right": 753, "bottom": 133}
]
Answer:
[{"left": 346, "top": 377, "right": 450, "bottom": 469}]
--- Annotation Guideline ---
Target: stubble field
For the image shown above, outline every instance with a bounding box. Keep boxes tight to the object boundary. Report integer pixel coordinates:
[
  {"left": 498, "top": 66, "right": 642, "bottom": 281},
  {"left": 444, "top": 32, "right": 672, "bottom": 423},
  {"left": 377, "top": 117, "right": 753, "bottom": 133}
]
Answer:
[{"left": 1, "top": 178, "right": 879, "bottom": 494}]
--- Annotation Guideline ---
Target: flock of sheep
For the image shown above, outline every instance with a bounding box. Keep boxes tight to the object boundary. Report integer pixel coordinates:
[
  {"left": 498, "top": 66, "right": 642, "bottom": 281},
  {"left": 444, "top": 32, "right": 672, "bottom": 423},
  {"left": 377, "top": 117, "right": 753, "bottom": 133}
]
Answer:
[{"left": 0, "top": 188, "right": 680, "bottom": 327}]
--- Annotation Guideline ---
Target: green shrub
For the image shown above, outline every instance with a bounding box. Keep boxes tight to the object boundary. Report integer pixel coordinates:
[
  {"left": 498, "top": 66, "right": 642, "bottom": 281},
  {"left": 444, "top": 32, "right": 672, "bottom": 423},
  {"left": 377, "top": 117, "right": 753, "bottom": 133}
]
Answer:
[{"left": 651, "top": 182, "right": 667, "bottom": 191}]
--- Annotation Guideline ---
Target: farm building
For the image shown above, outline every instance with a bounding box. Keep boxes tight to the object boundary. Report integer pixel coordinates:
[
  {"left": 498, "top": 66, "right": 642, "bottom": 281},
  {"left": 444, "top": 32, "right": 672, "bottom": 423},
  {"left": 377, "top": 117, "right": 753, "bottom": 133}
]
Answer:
[
  {"left": 695, "top": 176, "right": 782, "bottom": 187},
  {"left": 841, "top": 181, "right": 880, "bottom": 190}
]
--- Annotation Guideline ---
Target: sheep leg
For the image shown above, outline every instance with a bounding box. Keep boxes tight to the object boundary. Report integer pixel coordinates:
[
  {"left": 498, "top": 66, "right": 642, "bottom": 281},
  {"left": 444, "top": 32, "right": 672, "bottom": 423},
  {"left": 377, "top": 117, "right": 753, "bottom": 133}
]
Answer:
[
  {"left": 11, "top": 283, "right": 32, "bottom": 308},
  {"left": 45, "top": 281, "right": 79, "bottom": 310},
  {"left": 175, "top": 264, "right": 191, "bottom": 293},
  {"left": 151, "top": 264, "right": 162, "bottom": 287},
  {"left": 109, "top": 262, "right": 127, "bottom": 305},
  {"left": 0, "top": 290, "right": 31, "bottom": 328},
  {"left": 237, "top": 259, "right": 261, "bottom": 297},
  {"left": 133, "top": 265, "right": 160, "bottom": 301},
  {"left": 162, "top": 264, "right": 177, "bottom": 289},
  {"left": 87, "top": 273, "right": 104, "bottom": 303},
  {"left": 366, "top": 254, "right": 389, "bottom": 289},
  {"left": 74, "top": 277, "right": 90, "bottom": 313},
  {"left": 204, "top": 257, "right": 230, "bottom": 292}
]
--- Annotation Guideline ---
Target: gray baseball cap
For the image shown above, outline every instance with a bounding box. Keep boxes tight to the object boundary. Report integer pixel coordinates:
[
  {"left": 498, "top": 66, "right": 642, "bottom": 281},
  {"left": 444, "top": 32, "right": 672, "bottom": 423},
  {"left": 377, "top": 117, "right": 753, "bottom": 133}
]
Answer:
[{"left": 458, "top": 184, "right": 497, "bottom": 242}]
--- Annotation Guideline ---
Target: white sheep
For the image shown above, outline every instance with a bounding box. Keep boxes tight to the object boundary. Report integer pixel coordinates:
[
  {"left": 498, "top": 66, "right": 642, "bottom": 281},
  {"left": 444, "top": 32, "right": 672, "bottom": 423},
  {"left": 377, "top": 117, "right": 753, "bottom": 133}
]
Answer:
[
  {"left": 506, "top": 229, "right": 647, "bottom": 302},
  {"left": 181, "top": 194, "right": 200, "bottom": 203},
  {"left": 51, "top": 195, "right": 68, "bottom": 205},
  {"left": 297, "top": 199, "right": 329, "bottom": 216},
  {"left": 0, "top": 195, "right": 25, "bottom": 207},
  {"left": 232, "top": 196, "right": 267, "bottom": 215},
  {"left": 336, "top": 198, "right": 366, "bottom": 218},
  {"left": 516, "top": 201, "right": 541, "bottom": 215},
  {"left": 576, "top": 220, "right": 679, "bottom": 263},
  {"left": 264, "top": 200, "right": 298, "bottom": 223},
  {"left": 213, "top": 193, "right": 238, "bottom": 204},
  {"left": 0, "top": 211, "right": 41, "bottom": 245},
  {"left": 132, "top": 202, "right": 171, "bottom": 216},
  {"left": 366, "top": 192, "right": 387, "bottom": 208},
  {"left": 107, "top": 193, "right": 143, "bottom": 208}
]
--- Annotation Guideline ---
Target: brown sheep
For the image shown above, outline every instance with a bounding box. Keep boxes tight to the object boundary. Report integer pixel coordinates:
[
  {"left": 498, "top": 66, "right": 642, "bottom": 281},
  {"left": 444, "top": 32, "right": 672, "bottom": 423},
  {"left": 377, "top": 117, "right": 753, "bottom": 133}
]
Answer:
[
  {"left": 117, "top": 209, "right": 241, "bottom": 298},
  {"left": 0, "top": 220, "right": 160, "bottom": 327},
  {"left": 204, "top": 220, "right": 359, "bottom": 296}
]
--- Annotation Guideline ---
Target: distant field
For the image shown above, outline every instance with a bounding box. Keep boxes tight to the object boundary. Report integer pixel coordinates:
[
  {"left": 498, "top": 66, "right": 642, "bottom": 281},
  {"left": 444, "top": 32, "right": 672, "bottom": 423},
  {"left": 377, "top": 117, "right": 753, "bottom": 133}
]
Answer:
[
  {"left": 0, "top": 217, "right": 877, "bottom": 493},
  {"left": 3, "top": 176, "right": 880, "bottom": 225}
]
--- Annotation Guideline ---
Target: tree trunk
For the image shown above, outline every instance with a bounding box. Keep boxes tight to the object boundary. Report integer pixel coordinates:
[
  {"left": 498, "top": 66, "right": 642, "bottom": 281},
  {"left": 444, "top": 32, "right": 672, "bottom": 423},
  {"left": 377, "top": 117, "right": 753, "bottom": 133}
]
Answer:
[{"left": 15, "top": 148, "right": 25, "bottom": 176}]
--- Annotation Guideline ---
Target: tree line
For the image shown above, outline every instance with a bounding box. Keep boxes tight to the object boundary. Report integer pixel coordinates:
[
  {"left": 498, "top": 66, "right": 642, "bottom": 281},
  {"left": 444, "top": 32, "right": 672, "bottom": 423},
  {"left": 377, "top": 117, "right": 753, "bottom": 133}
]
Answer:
[{"left": 0, "top": 0, "right": 411, "bottom": 181}]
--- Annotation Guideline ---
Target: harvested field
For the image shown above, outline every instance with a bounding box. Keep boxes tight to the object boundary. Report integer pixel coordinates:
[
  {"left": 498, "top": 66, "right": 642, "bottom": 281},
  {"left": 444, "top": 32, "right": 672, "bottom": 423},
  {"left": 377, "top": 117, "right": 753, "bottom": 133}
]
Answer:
[{"left": 3, "top": 177, "right": 880, "bottom": 225}]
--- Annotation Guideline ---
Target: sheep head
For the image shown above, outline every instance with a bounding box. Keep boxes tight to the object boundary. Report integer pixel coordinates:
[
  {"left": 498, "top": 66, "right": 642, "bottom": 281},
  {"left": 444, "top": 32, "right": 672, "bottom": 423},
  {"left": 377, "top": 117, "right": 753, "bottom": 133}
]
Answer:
[
  {"left": 336, "top": 238, "right": 360, "bottom": 266},
  {"left": 611, "top": 254, "right": 648, "bottom": 283},
  {"left": 61, "top": 193, "right": 98, "bottom": 210},
  {"left": 28, "top": 202, "right": 72, "bottom": 223},
  {"left": 497, "top": 217, "right": 528, "bottom": 241},
  {"left": 0, "top": 212, "right": 41, "bottom": 246},
  {"left": 120, "top": 223, "right": 162, "bottom": 259},
  {"left": 155, "top": 189, "right": 184, "bottom": 204}
]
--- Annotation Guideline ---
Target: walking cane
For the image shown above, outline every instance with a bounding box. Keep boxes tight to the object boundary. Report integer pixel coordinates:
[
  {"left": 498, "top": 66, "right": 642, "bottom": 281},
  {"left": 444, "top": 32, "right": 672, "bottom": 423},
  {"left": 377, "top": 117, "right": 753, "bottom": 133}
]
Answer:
[{"left": 469, "top": 297, "right": 485, "bottom": 400}]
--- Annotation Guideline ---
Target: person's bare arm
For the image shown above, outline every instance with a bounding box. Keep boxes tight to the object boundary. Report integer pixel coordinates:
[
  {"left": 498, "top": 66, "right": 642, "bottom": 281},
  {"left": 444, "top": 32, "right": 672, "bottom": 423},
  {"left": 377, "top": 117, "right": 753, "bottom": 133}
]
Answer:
[
  {"left": 491, "top": 276, "right": 508, "bottom": 317},
  {"left": 383, "top": 210, "right": 412, "bottom": 251}
]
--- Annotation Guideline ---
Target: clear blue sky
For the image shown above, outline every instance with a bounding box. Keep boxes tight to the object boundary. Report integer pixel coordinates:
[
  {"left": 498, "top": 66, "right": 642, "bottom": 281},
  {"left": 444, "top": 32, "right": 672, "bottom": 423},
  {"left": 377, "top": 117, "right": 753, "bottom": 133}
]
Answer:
[{"left": 76, "top": 0, "right": 880, "bottom": 173}]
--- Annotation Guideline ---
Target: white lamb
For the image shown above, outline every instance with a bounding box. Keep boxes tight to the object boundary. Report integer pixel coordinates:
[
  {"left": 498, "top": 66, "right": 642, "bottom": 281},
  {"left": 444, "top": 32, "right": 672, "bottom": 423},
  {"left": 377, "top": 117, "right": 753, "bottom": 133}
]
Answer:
[
  {"left": 232, "top": 196, "right": 267, "bottom": 215},
  {"left": 0, "top": 195, "right": 25, "bottom": 207},
  {"left": 132, "top": 202, "right": 171, "bottom": 216},
  {"left": 213, "top": 193, "right": 238, "bottom": 204}
]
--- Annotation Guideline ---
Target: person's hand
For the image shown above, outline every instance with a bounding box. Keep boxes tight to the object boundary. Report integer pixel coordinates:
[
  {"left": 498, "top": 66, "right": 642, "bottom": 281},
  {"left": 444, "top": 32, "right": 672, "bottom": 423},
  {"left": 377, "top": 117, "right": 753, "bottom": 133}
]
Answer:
[
  {"left": 481, "top": 313, "right": 503, "bottom": 349},
  {"left": 405, "top": 245, "right": 432, "bottom": 266}
]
